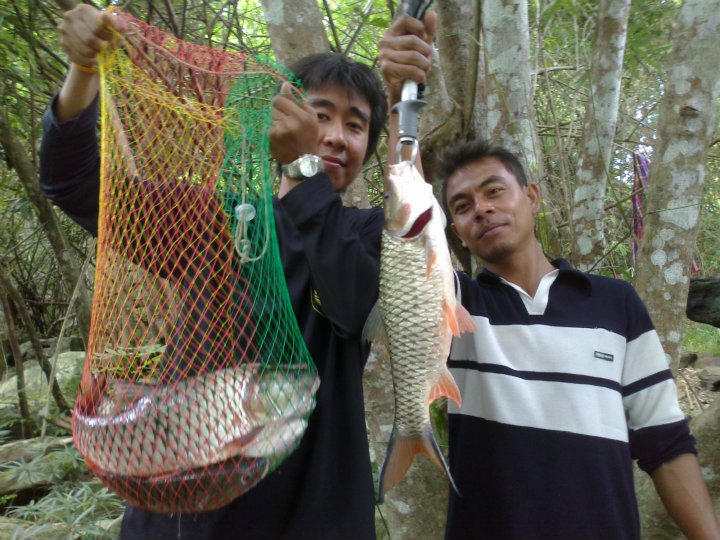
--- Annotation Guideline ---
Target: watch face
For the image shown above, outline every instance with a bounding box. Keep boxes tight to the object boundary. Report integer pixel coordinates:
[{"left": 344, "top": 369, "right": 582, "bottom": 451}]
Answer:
[{"left": 299, "top": 156, "right": 320, "bottom": 177}]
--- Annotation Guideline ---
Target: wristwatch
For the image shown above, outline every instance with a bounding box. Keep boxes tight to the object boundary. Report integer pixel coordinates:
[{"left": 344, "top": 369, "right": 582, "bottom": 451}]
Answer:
[{"left": 282, "top": 154, "right": 325, "bottom": 179}]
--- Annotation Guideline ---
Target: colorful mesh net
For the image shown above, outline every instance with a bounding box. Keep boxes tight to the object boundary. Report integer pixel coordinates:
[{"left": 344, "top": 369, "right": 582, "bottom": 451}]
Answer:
[{"left": 72, "top": 13, "right": 319, "bottom": 514}]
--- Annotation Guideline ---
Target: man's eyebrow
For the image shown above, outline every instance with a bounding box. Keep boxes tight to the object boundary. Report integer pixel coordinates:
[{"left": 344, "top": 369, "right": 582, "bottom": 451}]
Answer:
[
  {"left": 447, "top": 176, "right": 508, "bottom": 207},
  {"left": 307, "top": 97, "right": 369, "bottom": 124},
  {"left": 349, "top": 106, "right": 370, "bottom": 124},
  {"left": 448, "top": 192, "right": 468, "bottom": 208}
]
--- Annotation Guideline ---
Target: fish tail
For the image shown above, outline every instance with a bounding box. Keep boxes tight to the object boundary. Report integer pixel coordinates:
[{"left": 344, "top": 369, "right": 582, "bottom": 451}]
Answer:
[{"left": 378, "top": 425, "right": 460, "bottom": 501}]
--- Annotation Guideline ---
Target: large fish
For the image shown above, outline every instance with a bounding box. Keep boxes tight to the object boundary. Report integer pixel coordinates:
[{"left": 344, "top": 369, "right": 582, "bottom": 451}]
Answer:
[
  {"left": 364, "top": 160, "right": 475, "bottom": 498},
  {"left": 73, "top": 364, "right": 319, "bottom": 478}
]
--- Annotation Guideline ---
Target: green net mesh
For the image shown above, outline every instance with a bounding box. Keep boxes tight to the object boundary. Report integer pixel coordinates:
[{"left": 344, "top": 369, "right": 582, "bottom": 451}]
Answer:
[{"left": 71, "top": 13, "right": 318, "bottom": 514}]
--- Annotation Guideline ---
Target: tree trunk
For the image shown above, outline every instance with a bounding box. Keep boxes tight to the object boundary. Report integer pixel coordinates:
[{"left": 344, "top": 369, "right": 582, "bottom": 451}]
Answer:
[
  {"left": 434, "top": 0, "right": 481, "bottom": 137},
  {"left": 260, "top": 0, "right": 329, "bottom": 66},
  {"left": 482, "top": 0, "right": 542, "bottom": 180},
  {"left": 571, "top": 0, "right": 631, "bottom": 270},
  {"left": 0, "top": 269, "right": 71, "bottom": 413},
  {"left": 634, "top": 0, "right": 720, "bottom": 366},
  {"left": 0, "top": 114, "right": 92, "bottom": 340},
  {"left": 0, "top": 292, "right": 35, "bottom": 438},
  {"left": 363, "top": 346, "right": 448, "bottom": 540}
]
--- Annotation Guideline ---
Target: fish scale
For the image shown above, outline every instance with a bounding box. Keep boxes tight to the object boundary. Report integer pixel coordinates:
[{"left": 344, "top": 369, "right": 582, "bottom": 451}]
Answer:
[
  {"left": 380, "top": 230, "right": 449, "bottom": 437},
  {"left": 74, "top": 366, "right": 318, "bottom": 478},
  {"left": 369, "top": 160, "right": 475, "bottom": 498}
]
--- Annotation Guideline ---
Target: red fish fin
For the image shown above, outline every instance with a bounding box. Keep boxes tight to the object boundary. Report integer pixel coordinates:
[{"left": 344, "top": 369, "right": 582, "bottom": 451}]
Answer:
[
  {"left": 422, "top": 426, "right": 460, "bottom": 497},
  {"left": 378, "top": 428, "right": 422, "bottom": 500},
  {"left": 428, "top": 366, "right": 462, "bottom": 408},
  {"left": 455, "top": 303, "right": 476, "bottom": 334},
  {"left": 378, "top": 426, "right": 460, "bottom": 501},
  {"left": 445, "top": 299, "right": 476, "bottom": 337},
  {"left": 77, "top": 370, "right": 107, "bottom": 413},
  {"left": 444, "top": 299, "right": 461, "bottom": 336}
]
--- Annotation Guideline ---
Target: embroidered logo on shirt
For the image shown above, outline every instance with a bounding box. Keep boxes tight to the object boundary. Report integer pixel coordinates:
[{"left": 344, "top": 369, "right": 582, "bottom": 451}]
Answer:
[
  {"left": 594, "top": 351, "right": 614, "bottom": 362},
  {"left": 310, "top": 288, "right": 325, "bottom": 317}
]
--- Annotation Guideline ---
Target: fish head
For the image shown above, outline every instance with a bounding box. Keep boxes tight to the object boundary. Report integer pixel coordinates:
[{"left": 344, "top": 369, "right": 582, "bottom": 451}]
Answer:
[{"left": 384, "top": 161, "right": 434, "bottom": 239}]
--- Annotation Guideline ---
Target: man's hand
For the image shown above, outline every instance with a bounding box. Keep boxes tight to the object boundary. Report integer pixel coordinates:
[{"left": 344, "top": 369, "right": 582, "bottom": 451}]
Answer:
[
  {"left": 269, "top": 82, "right": 320, "bottom": 165},
  {"left": 56, "top": 5, "right": 128, "bottom": 122},
  {"left": 378, "top": 12, "right": 437, "bottom": 106},
  {"left": 59, "top": 4, "right": 127, "bottom": 70}
]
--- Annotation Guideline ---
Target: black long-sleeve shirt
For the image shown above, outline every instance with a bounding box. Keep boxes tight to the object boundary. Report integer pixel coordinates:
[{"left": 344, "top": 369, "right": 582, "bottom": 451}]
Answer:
[{"left": 40, "top": 95, "right": 382, "bottom": 540}]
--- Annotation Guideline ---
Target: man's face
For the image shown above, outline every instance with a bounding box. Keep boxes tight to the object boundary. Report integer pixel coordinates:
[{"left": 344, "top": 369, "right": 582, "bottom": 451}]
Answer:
[
  {"left": 446, "top": 157, "right": 540, "bottom": 264},
  {"left": 306, "top": 84, "right": 371, "bottom": 193}
]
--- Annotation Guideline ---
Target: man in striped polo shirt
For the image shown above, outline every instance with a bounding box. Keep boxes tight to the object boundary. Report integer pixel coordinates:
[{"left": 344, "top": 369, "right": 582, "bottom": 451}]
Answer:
[{"left": 439, "top": 138, "right": 720, "bottom": 540}]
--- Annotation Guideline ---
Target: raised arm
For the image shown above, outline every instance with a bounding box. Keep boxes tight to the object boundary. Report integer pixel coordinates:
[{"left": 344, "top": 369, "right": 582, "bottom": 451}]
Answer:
[
  {"left": 56, "top": 5, "right": 127, "bottom": 122},
  {"left": 40, "top": 5, "right": 127, "bottom": 233}
]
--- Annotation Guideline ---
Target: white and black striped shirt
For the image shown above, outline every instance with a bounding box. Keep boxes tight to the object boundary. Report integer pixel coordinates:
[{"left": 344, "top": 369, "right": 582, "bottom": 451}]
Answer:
[{"left": 445, "top": 259, "right": 694, "bottom": 540}]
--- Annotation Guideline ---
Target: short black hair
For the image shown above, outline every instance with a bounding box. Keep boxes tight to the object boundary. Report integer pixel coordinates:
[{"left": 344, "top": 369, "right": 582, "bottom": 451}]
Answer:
[
  {"left": 288, "top": 53, "right": 387, "bottom": 163},
  {"left": 438, "top": 138, "right": 529, "bottom": 216}
]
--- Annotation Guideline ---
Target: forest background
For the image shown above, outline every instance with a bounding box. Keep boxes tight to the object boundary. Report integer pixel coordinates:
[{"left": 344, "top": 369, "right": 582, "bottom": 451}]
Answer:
[{"left": 0, "top": 0, "right": 719, "bottom": 538}]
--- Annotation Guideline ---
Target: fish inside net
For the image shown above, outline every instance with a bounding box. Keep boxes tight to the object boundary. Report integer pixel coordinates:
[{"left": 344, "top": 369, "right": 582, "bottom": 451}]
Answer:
[{"left": 71, "top": 12, "right": 319, "bottom": 514}]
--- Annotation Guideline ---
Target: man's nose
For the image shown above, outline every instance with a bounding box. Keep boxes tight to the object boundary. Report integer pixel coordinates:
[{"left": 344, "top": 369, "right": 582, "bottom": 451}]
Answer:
[
  {"left": 473, "top": 197, "right": 494, "bottom": 217},
  {"left": 321, "top": 120, "right": 347, "bottom": 148}
]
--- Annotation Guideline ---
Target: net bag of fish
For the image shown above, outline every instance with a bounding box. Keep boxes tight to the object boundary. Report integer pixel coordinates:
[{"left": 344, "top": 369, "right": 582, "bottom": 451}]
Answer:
[{"left": 72, "top": 13, "right": 319, "bottom": 514}]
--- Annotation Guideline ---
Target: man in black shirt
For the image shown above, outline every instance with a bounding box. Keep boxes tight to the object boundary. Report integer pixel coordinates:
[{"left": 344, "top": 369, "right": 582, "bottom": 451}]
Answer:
[{"left": 41, "top": 5, "right": 436, "bottom": 539}]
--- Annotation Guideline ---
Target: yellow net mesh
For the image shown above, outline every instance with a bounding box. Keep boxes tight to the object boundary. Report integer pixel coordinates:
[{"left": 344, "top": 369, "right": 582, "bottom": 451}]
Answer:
[{"left": 71, "top": 13, "right": 318, "bottom": 514}]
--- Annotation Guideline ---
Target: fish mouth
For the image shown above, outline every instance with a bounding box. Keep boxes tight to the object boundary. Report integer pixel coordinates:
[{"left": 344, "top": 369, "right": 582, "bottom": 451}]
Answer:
[{"left": 401, "top": 207, "right": 433, "bottom": 239}]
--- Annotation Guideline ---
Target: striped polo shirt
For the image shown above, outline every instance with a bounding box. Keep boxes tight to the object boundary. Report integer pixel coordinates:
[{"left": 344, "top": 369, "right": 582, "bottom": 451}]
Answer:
[{"left": 445, "top": 259, "right": 695, "bottom": 540}]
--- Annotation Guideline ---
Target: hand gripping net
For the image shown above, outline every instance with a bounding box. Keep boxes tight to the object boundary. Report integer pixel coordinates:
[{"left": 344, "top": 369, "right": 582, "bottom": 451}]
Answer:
[{"left": 71, "top": 13, "right": 319, "bottom": 514}]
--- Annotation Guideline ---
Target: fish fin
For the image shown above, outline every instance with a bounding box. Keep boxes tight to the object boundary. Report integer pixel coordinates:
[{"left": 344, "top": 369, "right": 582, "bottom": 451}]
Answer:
[
  {"left": 425, "top": 238, "right": 438, "bottom": 278},
  {"left": 378, "top": 425, "right": 461, "bottom": 501},
  {"left": 455, "top": 303, "right": 476, "bottom": 334},
  {"left": 378, "top": 427, "right": 420, "bottom": 501},
  {"left": 218, "top": 425, "right": 264, "bottom": 460},
  {"left": 444, "top": 298, "right": 461, "bottom": 336},
  {"left": 362, "top": 301, "right": 387, "bottom": 345},
  {"left": 445, "top": 299, "right": 476, "bottom": 337},
  {"left": 77, "top": 370, "right": 107, "bottom": 414},
  {"left": 428, "top": 366, "right": 462, "bottom": 408}
]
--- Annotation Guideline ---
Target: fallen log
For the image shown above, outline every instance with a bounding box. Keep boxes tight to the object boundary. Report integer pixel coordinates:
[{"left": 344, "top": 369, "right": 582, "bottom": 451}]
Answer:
[{"left": 687, "top": 277, "right": 720, "bottom": 327}]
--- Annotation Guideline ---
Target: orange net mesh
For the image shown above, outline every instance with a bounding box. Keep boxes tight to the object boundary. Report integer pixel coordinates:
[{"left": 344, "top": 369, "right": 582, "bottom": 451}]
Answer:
[{"left": 72, "top": 13, "right": 318, "bottom": 514}]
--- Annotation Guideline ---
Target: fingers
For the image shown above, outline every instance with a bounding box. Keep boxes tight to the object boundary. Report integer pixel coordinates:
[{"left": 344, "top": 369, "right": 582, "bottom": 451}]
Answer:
[
  {"left": 58, "top": 5, "right": 127, "bottom": 68},
  {"left": 422, "top": 11, "right": 437, "bottom": 44},
  {"left": 269, "top": 82, "right": 318, "bottom": 164},
  {"left": 378, "top": 13, "right": 436, "bottom": 103}
]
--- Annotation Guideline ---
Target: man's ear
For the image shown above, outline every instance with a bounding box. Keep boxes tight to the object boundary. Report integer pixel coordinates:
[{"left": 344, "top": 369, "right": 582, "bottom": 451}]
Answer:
[
  {"left": 450, "top": 222, "right": 467, "bottom": 247},
  {"left": 527, "top": 183, "right": 541, "bottom": 213}
]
